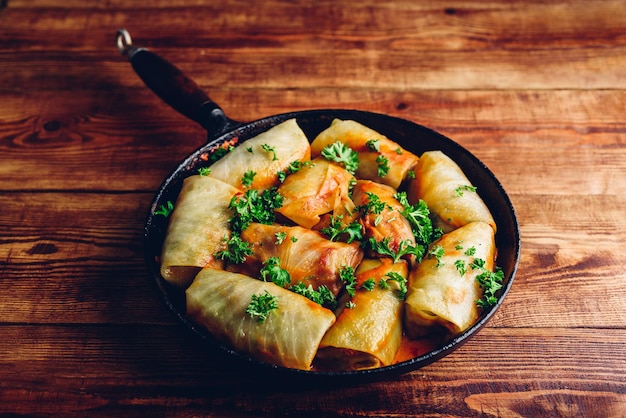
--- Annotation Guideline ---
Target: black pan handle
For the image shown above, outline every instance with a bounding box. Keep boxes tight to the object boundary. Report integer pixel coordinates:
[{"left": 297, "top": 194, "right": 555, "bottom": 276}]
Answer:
[{"left": 116, "top": 28, "right": 237, "bottom": 140}]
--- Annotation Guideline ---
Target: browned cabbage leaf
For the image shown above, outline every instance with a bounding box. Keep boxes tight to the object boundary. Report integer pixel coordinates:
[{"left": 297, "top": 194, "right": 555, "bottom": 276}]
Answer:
[
  {"left": 310, "top": 119, "right": 419, "bottom": 189},
  {"left": 316, "top": 258, "right": 407, "bottom": 370},
  {"left": 233, "top": 223, "right": 363, "bottom": 296},
  {"left": 276, "top": 158, "right": 355, "bottom": 229}
]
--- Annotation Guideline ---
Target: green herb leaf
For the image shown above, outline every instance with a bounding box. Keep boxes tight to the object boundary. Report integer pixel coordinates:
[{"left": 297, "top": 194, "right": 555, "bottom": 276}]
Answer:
[
  {"left": 339, "top": 265, "right": 358, "bottom": 297},
  {"left": 470, "top": 258, "right": 504, "bottom": 308},
  {"left": 261, "top": 143, "right": 278, "bottom": 161},
  {"left": 381, "top": 271, "right": 408, "bottom": 300},
  {"left": 289, "top": 282, "right": 336, "bottom": 309},
  {"left": 155, "top": 201, "right": 174, "bottom": 217},
  {"left": 214, "top": 234, "right": 254, "bottom": 264},
  {"left": 320, "top": 215, "right": 363, "bottom": 243},
  {"left": 260, "top": 256, "right": 291, "bottom": 287},
  {"left": 197, "top": 167, "right": 211, "bottom": 176},
  {"left": 275, "top": 231, "right": 287, "bottom": 245},
  {"left": 246, "top": 290, "right": 278, "bottom": 322},
  {"left": 428, "top": 245, "right": 445, "bottom": 267},
  {"left": 361, "top": 278, "right": 376, "bottom": 291},
  {"left": 228, "top": 187, "right": 283, "bottom": 233},
  {"left": 368, "top": 237, "right": 425, "bottom": 264},
  {"left": 376, "top": 155, "right": 390, "bottom": 177},
  {"left": 455, "top": 259, "right": 467, "bottom": 276},
  {"left": 320, "top": 141, "right": 359, "bottom": 174},
  {"left": 366, "top": 139, "right": 380, "bottom": 152},
  {"left": 241, "top": 170, "right": 256, "bottom": 188},
  {"left": 455, "top": 184, "right": 477, "bottom": 197}
]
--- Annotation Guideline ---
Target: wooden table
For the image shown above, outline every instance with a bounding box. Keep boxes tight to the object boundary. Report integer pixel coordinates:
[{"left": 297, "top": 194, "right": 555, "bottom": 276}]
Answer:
[{"left": 2, "top": 1, "right": 625, "bottom": 416}]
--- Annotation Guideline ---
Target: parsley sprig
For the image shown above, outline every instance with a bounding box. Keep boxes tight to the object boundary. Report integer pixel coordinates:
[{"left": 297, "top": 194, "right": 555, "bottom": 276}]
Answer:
[
  {"left": 214, "top": 234, "right": 253, "bottom": 264},
  {"left": 321, "top": 141, "right": 359, "bottom": 174},
  {"left": 260, "top": 257, "right": 291, "bottom": 288},
  {"left": 394, "top": 192, "right": 442, "bottom": 246},
  {"left": 320, "top": 215, "right": 363, "bottom": 243},
  {"left": 246, "top": 290, "right": 278, "bottom": 323},
  {"left": 471, "top": 258, "right": 504, "bottom": 308},
  {"left": 367, "top": 237, "right": 425, "bottom": 264},
  {"left": 289, "top": 282, "right": 337, "bottom": 309},
  {"left": 228, "top": 188, "right": 283, "bottom": 233}
]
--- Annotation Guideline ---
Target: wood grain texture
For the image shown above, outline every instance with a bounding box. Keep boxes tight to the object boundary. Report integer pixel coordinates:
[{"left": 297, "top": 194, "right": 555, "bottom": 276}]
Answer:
[{"left": 1, "top": 0, "right": 625, "bottom": 416}]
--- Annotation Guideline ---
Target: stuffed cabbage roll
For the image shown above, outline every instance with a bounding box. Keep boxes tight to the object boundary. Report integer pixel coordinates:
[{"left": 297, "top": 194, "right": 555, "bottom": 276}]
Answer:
[
  {"left": 316, "top": 258, "right": 407, "bottom": 370},
  {"left": 352, "top": 180, "right": 418, "bottom": 266},
  {"left": 160, "top": 176, "right": 241, "bottom": 288},
  {"left": 407, "top": 150, "right": 496, "bottom": 233},
  {"left": 404, "top": 221, "right": 496, "bottom": 337},
  {"left": 209, "top": 119, "right": 311, "bottom": 191},
  {"left": 276, "top": 158, "right": 355, "bottom": 229},
  {"left": 234, "top": 223, "right": 363, "bottom": 296},
  {"left": 186, "top": 268, "right": 336, "bottom": 370},
  {"left": 310, "top": 119, "right": 418, "bottom": 189}
]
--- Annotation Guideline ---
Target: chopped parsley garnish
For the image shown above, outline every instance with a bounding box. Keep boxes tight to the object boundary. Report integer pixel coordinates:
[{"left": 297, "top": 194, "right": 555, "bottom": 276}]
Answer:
[
  {"left": 366, "top": 139, "right": 380, "bottom": 152},
  {"left": 241, "top": 170, "right": 256, "bottom": 188},
  {"left": 428, "top": 245, "right": 445, "bottom": 267},
  {"left": 246, "top": 146, "right": 254, "bottom": 153},
  {"left": 361, "top": 278, "right": 376, "bottom": 291},
  {"left": 290, "top": 282, "right": 336, "bottom": 309},
  {"left": 155, "top": 201, "right": 174, "bottom": 217},
  {"left": 321, "top": 141, "right": 359, "bottom": 174},
  {"left": 197, "top": 167, "right": 211, "bottom": 176},
  {"left": 339, "top": 265, "right": 358, "bottom": 297},
  {"left": 455, "top": 184, "right": 477, "bottom": 197},
  {"left": 214, "top": 234, "right": 254, "bottom": 264},
  {"left": 246, "top": 290, "right": 278, "bottom": 323},
  {"left": 471, "top": 258, "right": 504, "bottom": 308},
  {"left": 228, "top": 188, "right": 283, "bottom": 233},
  {"left": 455, "top": 259, "right": 467, "bottom": 276},
  {"left": 358, "top": 192, "right": 391, "bottom": 215},
  {"left": 260, "top": 256, "right": 291, "bottom": 287},
  {"left": 379, "top": 271, "right": 408, "bottom": 300},
  {"left": 465, "top": 246, "right": 477, "bottom": 256},
  {"left": 320, "top": 215, "right": 363, "bottom": 243},
  {"left": 394, "top": 192, "right": 441, "bottom": 246},
  {"left": 376, "top": 155, "right": 390, "bottom": 177},
  {"left": 345, "top": 301, "right": 356, "bottom": 309},
  {"left": 277, "top": 160, "right": 313, "bottom": 183},
  {"left": 367, "top": 237, "right": 425, "bottom": 264},
  {"left": 274, "top": 231, "right": 287, "bottom": 245},
  {"left": 209, "top": 145, "right": 234, "bottom": 163},
  {"left": 261, "top": 143, "right": 278, "bottom": 161}
]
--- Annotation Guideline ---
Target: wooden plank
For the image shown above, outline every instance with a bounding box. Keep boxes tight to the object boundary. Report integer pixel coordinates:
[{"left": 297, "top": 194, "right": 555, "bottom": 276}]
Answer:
[
  {"left": 0, "top": 326, "right": 624, "bottom": 416},
  {"left": 1, "top": 2, "right": 626, "bottom": 90},
  {"left": 1, "top": 89, "right": 624, "bottom": 194}
]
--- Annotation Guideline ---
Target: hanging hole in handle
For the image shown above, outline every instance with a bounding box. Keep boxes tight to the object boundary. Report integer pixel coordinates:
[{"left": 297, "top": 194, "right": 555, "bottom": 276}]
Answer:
[{"left": 116, "top": 28, "right": 134, "bottom": 56}]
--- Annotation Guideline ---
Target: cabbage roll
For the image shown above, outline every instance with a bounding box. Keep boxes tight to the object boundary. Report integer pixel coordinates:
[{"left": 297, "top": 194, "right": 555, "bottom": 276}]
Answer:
[
  {"left": 310, "top": 119, "right": 419, "bottom": 189},
  {"left": 404, "top": 221, "right": 496, "bottom": 337},
  {"left": 407, "top": 150, "right": 496, "bottom": 233},
  {"left": 352, "top": 180, "right": 418, "bottom": 265},
  {"left": 276, "top": 158, "right": 355, "bottom": 229},
  {"left": 160, "top": 176, "right": 241, "bottom": 288},
  {"left": 234, "top": 223, "right": 363, "bottom": 296},
  {"left": 209, "top": 119, "right": 311, "bottom": 191},
  {"left": 186, "top": 268, "right": 336, "bottom": 370},
  {"left": 316, "top": 258, "right": 407, "bottom": 370}
]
